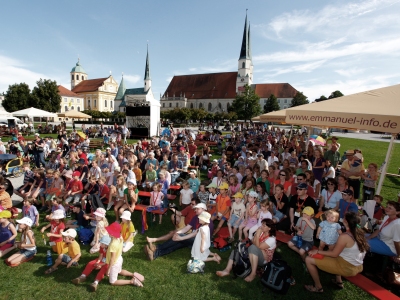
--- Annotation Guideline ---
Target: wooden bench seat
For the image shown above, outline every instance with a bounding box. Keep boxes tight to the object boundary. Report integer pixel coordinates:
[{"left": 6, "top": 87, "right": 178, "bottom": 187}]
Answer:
[
  {"left": 275, "top": 231, "right": 399, "bottom": 299},
  {"left": 167, "top": 194, "right": 176, "bottom": 201}
]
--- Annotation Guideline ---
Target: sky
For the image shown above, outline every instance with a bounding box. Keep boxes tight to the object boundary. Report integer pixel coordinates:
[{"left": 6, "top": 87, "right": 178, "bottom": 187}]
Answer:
[{"left": 1, "top": 0, "right": 400, "bottom": 103}]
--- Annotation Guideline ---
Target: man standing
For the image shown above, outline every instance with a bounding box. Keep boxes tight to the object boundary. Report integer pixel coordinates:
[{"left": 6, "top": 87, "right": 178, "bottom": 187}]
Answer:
[
  {"left": 256, "top": 153, "right": 268, "bottom": 171},
  {"left": 324, "top": 144, "right": 341, "bottom": 170},
  {"left": 340, "top": 151, "right": 365, "bottom": 204}
]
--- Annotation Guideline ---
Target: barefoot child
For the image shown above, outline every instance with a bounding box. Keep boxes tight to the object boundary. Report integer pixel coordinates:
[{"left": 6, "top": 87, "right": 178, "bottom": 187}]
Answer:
[
  {"left": 191, "top": 212, "right": 221, "bottom": 264},
  {"left": 5, "top": 217, "right": 36, "bottom": 266},
  {"left": 120, "top": 211, "right": 136, "bottom": 252},
  {"left": 288, "top": 206, "right": 316, "bottom": 266},
  {"left": 0, "top": 210, "right": 17, "bottom": 257},
  {"left": 90, "top": 208, "right": 109, "bottom": 254},
  {"left": 316, "top": 210, "right": 341, "bottom": 251},
  {"left": 211, "top": 183, "right": 231, "bottom": 236},
  {"left": 227, "top": 192, "right": 246, "bottom": 243},
  {"left": 45, "top": 228, "right": 81, "bottom": 274}
]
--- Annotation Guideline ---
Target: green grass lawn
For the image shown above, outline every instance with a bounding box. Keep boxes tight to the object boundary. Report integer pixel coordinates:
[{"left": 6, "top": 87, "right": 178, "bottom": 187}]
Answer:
[{"left": 1, "top": 135, "right": 399, "bottom": 299}]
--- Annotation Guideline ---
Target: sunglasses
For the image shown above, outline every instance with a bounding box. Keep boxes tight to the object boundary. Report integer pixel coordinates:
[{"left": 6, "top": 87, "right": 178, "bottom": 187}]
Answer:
[
  {"left": 296, "top": 188, "right": 306, "bottom": 191},
  {"left": 327, "top": 183, "right": 334, "bottom": 186},
  {"left": 280, "top": 174, "right": 286, "bottom": 176}
]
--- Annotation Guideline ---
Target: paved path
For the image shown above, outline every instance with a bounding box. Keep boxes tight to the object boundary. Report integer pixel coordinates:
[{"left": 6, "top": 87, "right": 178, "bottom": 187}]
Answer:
[{"left": 9, "top": 175, "right": 24, "bottom": 205}]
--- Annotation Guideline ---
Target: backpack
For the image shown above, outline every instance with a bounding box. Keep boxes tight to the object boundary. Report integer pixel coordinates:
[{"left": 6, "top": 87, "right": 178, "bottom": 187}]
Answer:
[
  {"left": 232, "top": 242, "right": 251, "bottom": 278},
  {"left": 187, "top": 259, "right": 205, "bottom": 274},
  {"left": 213, "top": 237, "right": 228, "bottom": 249},
  {"left": 261, "top": 259, "right": 292, "bottom": 295},
  {"left": 78, "top": 228, "right": 94, "bottom": 245}
]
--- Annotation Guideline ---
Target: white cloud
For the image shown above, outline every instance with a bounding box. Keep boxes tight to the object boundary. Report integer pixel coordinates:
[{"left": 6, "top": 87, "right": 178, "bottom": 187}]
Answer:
[
  {"left": 334, "top": 68, "right": 365, "bottom": 77},
  {"left": 0, "top": 55, "right": 47, "bottom": 93},
  {"left": 268, "top": 60, "right": 327, "bottom": 77},
  {"left": 124, "top": 74, "right": 141, "bottom": 85}
]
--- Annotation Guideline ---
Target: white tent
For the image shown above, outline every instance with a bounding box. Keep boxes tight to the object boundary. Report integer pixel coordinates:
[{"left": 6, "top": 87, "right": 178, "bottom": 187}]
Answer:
[
  {"left": 11, "top": 107, "right": 57, "bottom": 119},
  {"left": 282, "top": 84, "right": 400, "bottom": 193},
  {"left": 0, "top": 109, "right": 12, "bottom": 117}
]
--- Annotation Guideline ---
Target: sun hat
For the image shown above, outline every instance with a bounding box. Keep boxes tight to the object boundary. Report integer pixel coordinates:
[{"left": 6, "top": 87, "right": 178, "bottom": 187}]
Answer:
[
  {"left": 127, "top": 179, "right": 136, "bottom": 185},
  {"left": 212, "top": 159, "right": 218, "bottom": 163},
  {"left": 233, "top": 192, "right": 244, "bottom": 198},
  {"left": 239, "top": 156, "right": 245, "bottom": 160},
  {"left": 198, "top": 212, "right": 211, "bottom": 224},
  {"left": 16, "top": 217, "right": 33, "bottom": 227},
  {"left": 34, "top": 133, "right": 39, "bottom": 136},
  {"left": 302, "top": 206, "right": 314, "bottom": 216},
  {"left": 72, "top": 171, "right": 81, "bottom": 177},
  {"left": 0, "top": 210, "right": 11, "bottom": 219},
  {"left": 114, "top": 166, "right": 121, "bottom": 172},
  {"left": 93, "top": 208, "right": 106, "bottom": 218},
  {"left": 342, "top": 189, "right": 354, "bottom": 196},
  {"left": 218, "top": 183, "right": 229, "bottom": 190},
  {"left": 193, "top": 203, "right": 207, "bottom": 210},
  {"left": 345, "top": 150, "right": 355, "bottom": 155},
  {"left": 62, "top": 228, "right": 77, "bottom": 239},
  {"left": 248, "top": 191, "right": 258, "bottom": 198},
  {"left": 206, "top": 183, "right": 218, "bottom": 189},
  {"left": 99, "top": 235, "right": 111, "bottom": 246},
  {"left": 354, "top": 153, "right": 363, "bottom": 160},
  {"left": 106, "top": 222, "right": 122, "bottom": 238},
  {"left": 297, "top": 183, "right": 308, "bottom": 189},
  {"left": 120, "top": 211, "right": 132, "bottom": 220},
  {"left": 52, "top": 209, "right": 65, "bottom": 220}
]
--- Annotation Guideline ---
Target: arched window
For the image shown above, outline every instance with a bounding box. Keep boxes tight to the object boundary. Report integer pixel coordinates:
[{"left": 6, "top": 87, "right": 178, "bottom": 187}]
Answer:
[
  {"left": 199, "top": 103, "right": 203, "bottom": 109},
  {"left": 65, "top": 106, "right": 68, "bottom": 112},
  {"left": 242, "top": 62, "right": 245, "bottom": 68},
  {"left": 76, "top": 75, "right": 79, "bottom": 80},
  {"left": 190, "top": 103, "right": 194, "bottom": 109},
  {"left": 227, "top": 102, "right": 231, "bottom": 111},
  {"left": 71, "top": 106, "right": 74, "bottom": 110},
  {"left": 110, "top": 101, "right": 113, "bottom": 109},
  {"left": 169, "top": 103, "right": 172, "bottom": 107},
  {"left": 218, "top": 103, "right": 222, "bottom": 109},
  {"left": 105, "top": 100, "right": 107, "bottom": 107},
  {"left": 71, "top": 75, "right": 74, "bottom": 80},
  {"left": 77, "top": 107, "right": 80, "bottom": 112},
  {"left": 87, "top": 99, "right": 91, "bottom": 109},
  {"left": 94, "top": 100, "right": 97, "bottom": 108},
  {"left": 208, "top": 103, "right": 212, "bottom": 111}
]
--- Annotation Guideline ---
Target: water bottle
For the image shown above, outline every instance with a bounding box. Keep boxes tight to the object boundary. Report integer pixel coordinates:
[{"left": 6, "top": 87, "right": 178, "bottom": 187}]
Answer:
[
  {"left": 46, "top": 250, "right": 53, "bottom": 266},
  {"left": 297, "top": 236, "right": 303, "bottom": 248}
]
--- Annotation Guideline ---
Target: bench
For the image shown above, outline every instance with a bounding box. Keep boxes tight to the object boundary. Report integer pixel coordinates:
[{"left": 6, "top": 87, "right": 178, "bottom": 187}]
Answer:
[
  {"left": 89, "top": 141, "right": 103, "bottom": 150},
  {"left": 275, "top": 231, "right": 399, "bottom": 299}
]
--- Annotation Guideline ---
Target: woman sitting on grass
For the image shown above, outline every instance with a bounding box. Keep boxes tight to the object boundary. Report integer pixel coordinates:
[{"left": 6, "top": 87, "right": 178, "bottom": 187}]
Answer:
[{"left": 304, "top": 212, "right": 369, "bottom": 293}]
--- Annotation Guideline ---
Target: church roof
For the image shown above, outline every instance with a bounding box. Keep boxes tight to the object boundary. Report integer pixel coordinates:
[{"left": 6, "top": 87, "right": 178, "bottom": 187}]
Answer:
[
  {"left": 115, "top": 76, "right": 126, "bottom": 100},
  {"left": 164, "top": 72, "right": 237, "bottom": 99},
  {"left": 58, "top": 85, "right": 82, "bottom": 98},
  {"left": 125, "top": 88, "right": 148, "bottom": 95},
  {"left": 144, "top": 46, "right": 151, "bottom": 80},
  {"left": 72, "top": 77, "right": 109, "bottom": 93},
  {"left": 71, "top": 60, "right": 87, "bottom": 74},
  {"left": 239, "top": 14, "right": 250, "bottom": 60},
  {"left": 254, "top": 83, "right": 298, "bottom": 98}
]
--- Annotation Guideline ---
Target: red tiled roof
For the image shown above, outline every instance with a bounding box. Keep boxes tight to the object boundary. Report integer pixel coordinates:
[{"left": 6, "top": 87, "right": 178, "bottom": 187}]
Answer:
[
  {"left": 72, "top": 77, "right": 108, "bottom": 93},
  {"left": 163, "top": 72, "right": 237, "bottom": 99},
  {"left": 254, "top": 83, "right": 297, "bottom": 98},
  {"left": 58, "top": 85, "right": 82, "bottom": 98}
]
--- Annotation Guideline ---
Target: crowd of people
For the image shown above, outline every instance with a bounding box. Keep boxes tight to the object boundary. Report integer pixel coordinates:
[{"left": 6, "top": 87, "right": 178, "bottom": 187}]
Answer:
[{"left": 0, "top": 123, "right": 399, "bottom": 294}]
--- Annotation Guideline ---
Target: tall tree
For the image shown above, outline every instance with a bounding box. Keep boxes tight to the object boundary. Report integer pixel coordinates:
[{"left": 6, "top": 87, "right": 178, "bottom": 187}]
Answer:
[
  {"left": 3, "top": 83, "right": 31, "bottom": 112},
  {"left": 290, "top": 91, "right": 309, "bottom": 107},
  {"left": 263, "top": 94, "right": 280, "bottom": 113},
  {"left": 329, "top": 90, "right": 344, "bottom": 99},
  {"left": 190, "top": 108, "right": 208, "bottom": 122},
  {"left": 230, "top": 84, "right": 261, "bottom": 121},
  {"left": 30, "top": 79, "right": 61, "bottom": 113}
]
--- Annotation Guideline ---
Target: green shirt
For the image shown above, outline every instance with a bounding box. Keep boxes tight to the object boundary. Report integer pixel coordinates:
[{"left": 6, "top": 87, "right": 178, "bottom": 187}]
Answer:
[
  {"left": 256, "top": 178, "right": 270, "bottom": 194},
  {"left": 324, "top": 150, "right": 341, "bottom": 168},
  {"left": 146, "top": 170, "right": 157, "bottom": 182}
]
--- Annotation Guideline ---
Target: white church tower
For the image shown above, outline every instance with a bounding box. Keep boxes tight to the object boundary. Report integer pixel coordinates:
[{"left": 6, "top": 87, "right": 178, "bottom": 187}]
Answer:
[
  {"left": 70, "top": 59, "right": 87, "bottom": 90},
  {"left": 236, "top": 12, "right": 253, "bottom": 93},
  {"left": 144, "top": 45, "right": 151, "bottom": 92}
]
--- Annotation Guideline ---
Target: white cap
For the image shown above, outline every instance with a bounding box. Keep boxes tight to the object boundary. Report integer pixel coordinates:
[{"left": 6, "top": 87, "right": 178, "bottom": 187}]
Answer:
[
  {"left": 62, "top": 228, "right": 77, "bottom": 238},
  {"left": 127, "top": 179, "right": 136, "bottom": 185},
  {"left": 16, "top": 217, "right": 33, "bottom": 227},
  {"left": 120, "top": 211, "right": 132, "bottom": 220},
  {"left": 193, "top": 203, "right": 207, "bottom": 210}
]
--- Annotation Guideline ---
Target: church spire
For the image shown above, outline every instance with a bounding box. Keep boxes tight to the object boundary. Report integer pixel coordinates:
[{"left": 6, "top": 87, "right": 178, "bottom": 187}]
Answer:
[
  {"left": 144, "top": 44, "right": 151, "bottom": 80},
  {"left": 239, "top": 11, "right": 249, "bottom": 59},
  {"left": 248, "top": 23, "right": 252, "bottom": 64}
]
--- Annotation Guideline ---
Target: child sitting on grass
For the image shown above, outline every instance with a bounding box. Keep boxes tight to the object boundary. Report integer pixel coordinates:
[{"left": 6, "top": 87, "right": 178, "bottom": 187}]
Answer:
[
  {"left": 5, "top": 217, "right": 36, "bottom": 267},
  {"left": 40, "top": 209, "right": 68, "bottom": 254},
  {"left": 191, "top": 211, "right": 221, "bottom": 264},
  {"left": 45, "top": 197, "right": 65, "bottom": 221},
  {"left": 45, "top": 228, "right": 81, "bottom": 274},
  {"left": 0, "top": 210, "right": 17, "bottom": 257},
  {"left": 89, "top": 208, "right": 109, "bottom": 254},
  {"left": 66, "top": 203, "right": 88, "bottom": 229},
  {"left": 288, "top": 206, "right": 316, "bottom": 268},
  {"left": 22, "top": 198, "right": 39, "bottom": 227},
  {"left": 120, "top": 211, "right": 136, "bottom": 252}
]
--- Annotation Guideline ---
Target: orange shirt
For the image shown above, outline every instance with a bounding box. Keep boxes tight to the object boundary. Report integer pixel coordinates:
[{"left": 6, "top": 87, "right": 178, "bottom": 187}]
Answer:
[
  {"left": 216, "top": 194, "right": 231, "bottom": 219},
  {"left": 0, "top": 191, "right": 12, "bottom": 209}
]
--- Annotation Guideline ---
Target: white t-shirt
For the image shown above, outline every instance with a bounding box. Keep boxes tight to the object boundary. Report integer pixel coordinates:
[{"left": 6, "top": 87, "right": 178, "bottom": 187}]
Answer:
[
  {"left": 378, "top": 216, "right": 400, "bottom": 255},
  {"left": 180, "top": 188, "right": 194, "bottom": 205},
  {"left": 257, "top": 211, "right": 272, "bottom": 226},
  {"left": 231, "top": 202, "right": 246, "bottom": 217},
  {"left": 264, "top": 236, "right": 276, "bottom": 250}
]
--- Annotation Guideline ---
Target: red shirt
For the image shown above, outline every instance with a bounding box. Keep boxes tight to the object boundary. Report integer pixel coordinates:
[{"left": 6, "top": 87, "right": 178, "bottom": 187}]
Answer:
[
  {"left": 181, "top": 205, "right": 196, "bottom": 225},
  {"left": 78, "top": 153, "right": 88, "bottom": 165},
  {"left": 50, "top": 221, "right": 65, "bottom": 243},
  {"left": 68, "top": 180, "right": 83, "bottom": 193},
  {"left": 98, "top": 184, "right": 110, "bottom": 199},
  {"left": 188, "top": 144, "right": 197, "bottom": 156}
]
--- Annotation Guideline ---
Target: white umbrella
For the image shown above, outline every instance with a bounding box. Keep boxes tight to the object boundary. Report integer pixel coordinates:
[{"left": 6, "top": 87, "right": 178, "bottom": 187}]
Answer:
[{"left": 11, "top": 107, "right": 57, "bottom": 118}]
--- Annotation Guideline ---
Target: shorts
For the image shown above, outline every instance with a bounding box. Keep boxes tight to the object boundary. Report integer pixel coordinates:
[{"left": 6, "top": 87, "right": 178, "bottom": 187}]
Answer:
[
  {"left": 20, "top": 248, "right": 37, "bottom": 258},
  {"left": 290, "top": 237, "right": 314, "bottom": 252},
  {"left": 228, "top": 214, "right": 243, "bottom": 228},
  {"left": 61, "top": 254, "right": 79, "bottom": 266},
  {"left": 38, "top": 188, "right": 46, "bottom": 198},
  {"left": 315, "top": 256, "right": 363, "bottom": 277},
  {"left": 46, "top": 194, "right": 55, "bottom": 201},
  {"left": 272, "top": 210, "right": 285, "bottom": 222},
  {"left": 65, "top": 194, "right": 82, "bottom": 204},
  {"left": 109, "top": 256, "right": 123, "bottom": 283},
  {"left": 212, "top": 212, "right": 227, "bottom": 221},
  {"left": 17, "top": 185, "right": 30, "bottom": 193}
]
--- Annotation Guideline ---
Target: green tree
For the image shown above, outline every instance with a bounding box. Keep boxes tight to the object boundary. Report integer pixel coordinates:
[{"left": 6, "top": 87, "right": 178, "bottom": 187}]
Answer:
[
  {"left": 263, "top": 94, "right": 280, "bottom": 113},
  {"left": 315, "top": 95, "right": 328, "bottom": 102},
  {"left": 230, "top": 84, "right": 261, "bottom": 121},
  {"left": 190, "top": 108, "right": 208, "bottom": 122},
  {"left": 329, "top": 90, "right": 344, "bottom": 99},
  {"left": 175, "top": 107, "right": 192, "bottom": 123},
  {"left": 30, "top": 79, "right": 61, "bottom": 112},
  {"left": 3, "top": 83, "right": 31, "bottom": 112},
  {"left": 226, "top": 111, "right": 237, "bottom": 121},
  {"left": 290, "top": 91, "right": 309, "bottom": 107},
  {"left": 160, "top": 111, "right": 170, "bottom": 120}
]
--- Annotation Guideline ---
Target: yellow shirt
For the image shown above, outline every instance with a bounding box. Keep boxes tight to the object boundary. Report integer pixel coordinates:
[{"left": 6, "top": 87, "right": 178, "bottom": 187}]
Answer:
[
  {"left": 106, "top": 238, "right": 123, "bottom": 266},
  {"left": 341, "top": 160, "right": 365, "bottom": 179},
  {"left": 121, "top": 221, "right": 135, "bottom": 243},
  {"left": 68, "top": 240, "right": 81, "bottom": 260}
]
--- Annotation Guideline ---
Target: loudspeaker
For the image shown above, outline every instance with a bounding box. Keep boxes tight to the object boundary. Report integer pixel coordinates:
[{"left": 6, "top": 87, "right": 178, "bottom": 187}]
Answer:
[{"left": 126, "top": 106, "right": 150, "bottom": 116}]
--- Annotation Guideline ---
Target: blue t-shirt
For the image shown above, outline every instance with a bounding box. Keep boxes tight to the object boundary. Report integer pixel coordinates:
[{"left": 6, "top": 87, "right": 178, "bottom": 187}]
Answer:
[
  {"left": 339, "top": 199, "right": 358, "bottom": 219},
  {"left": 188, "top": 178, "right": 200, "bottom": 193}
]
